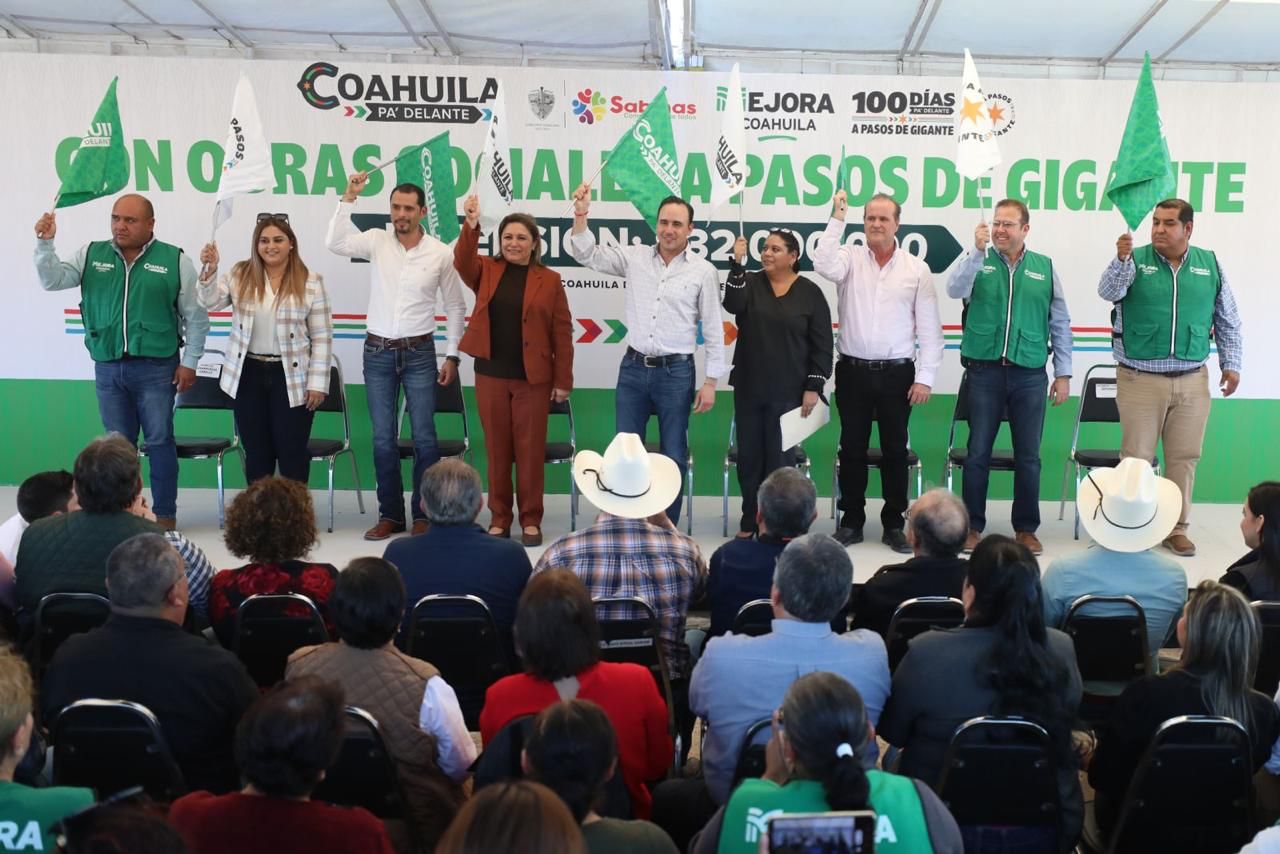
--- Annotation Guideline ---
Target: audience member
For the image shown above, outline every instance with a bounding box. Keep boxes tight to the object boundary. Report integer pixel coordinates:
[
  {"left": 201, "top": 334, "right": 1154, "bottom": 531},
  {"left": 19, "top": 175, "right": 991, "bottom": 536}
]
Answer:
[
  {"left": 0, "top": 649, "right": 93, "bottom": 850},
  {"left": 480, "top": 570, "right": 671, "bottom": 819},
  {"left": 209, "top": 476, "right": 338, "bottom": 647},
  {"left": 524, "top": 699, "right": 678, "bottom": 854},
  {"left": 1089, "top": 580, "right": 1280, "bottom": 839},
  {"left": 58, "top": 804, "right": 188, "bottom": 854},
  {"left": 689, "top": 672, "right": 962, "bottom": 854},
  {"left": 383, "top": 459, "right": 531, "bottom": 659},
  {"left": 1041, "top": 458, "right": 1187, "bottom": 669},
  {"left": 42, "top": 534, "right": 258, "bottom": 794},
  {"left": 706, "top": 467, "right": 819, "bottom": 639},
  {"left": 286, "top": 557, "right": 473, "bottom": 848},
  {"left": 435, "top": 779, "right": 585, "bottom": 854},
  {"left": 0, "top": 470, "right": 74, "bottom": 610},
  {"left": 879, "top": 535, "right": 1083, "bottom": 849},
  {"left": 169, "top": 675, "right": 394, "bottom": 854},
  {"left": 1223, "top": 481, "right": 1280, "bottom": 601},
  {"left": 850, "top": 488, "right": 969, "bottom": 636}
]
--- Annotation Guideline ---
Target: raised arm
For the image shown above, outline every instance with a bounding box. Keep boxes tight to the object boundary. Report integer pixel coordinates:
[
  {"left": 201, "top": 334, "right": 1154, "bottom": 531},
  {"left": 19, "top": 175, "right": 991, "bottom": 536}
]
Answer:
[
  {"left": 325, "top": 172, "right": 377, "bottom": 260},
  {"left": 195, "top": 243, "right": 233, "bottom": 312},
  {"left": 722, "top": 237, "right": 749, "bottom": 315},
  {"left": 1098, "top": 232, "right": 1136, "bottom": 301},
  {"left": 452, "top": 195, "right": 485, "bottom": 293},
  {"left": 812, "top": 190, "right": 854, "bottom": 286},
  {"left": 946, "top": 222, "right": 989, "bottom": 299},
  {"left": 33, "top": 211, "right": 88, "bottom": 292},
  {"left": 566, "top": 181, "right": 631, "bottom": 276}
]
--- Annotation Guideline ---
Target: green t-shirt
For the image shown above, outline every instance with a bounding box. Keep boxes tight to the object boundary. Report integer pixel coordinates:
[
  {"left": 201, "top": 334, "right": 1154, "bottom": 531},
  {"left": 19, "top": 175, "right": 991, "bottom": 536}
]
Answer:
[{"left": 0, "top": 780, "right": 94, "bottom": 850}]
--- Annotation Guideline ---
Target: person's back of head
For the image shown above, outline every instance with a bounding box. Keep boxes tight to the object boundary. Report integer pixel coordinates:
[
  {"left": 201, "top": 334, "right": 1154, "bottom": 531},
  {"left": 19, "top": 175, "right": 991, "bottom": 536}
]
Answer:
[
  {"left": 1178, "top": 579, "right": 1260, "bottom": 730},
  {"left": 59, "top": 804, "right": 187, "bottom": 854},
  {"left": 777, "top": 672, "right": 871, "bottom": 811},
  {"left": 1245, "top": 482, "right": 1280, "bottom": 578},
  {"left": 0, "top": 649, "right": 34, "bottom": 776},
  {"left": 16, "top": 470, "right": 74, "bottom": 524},
  {"left": 523, "top": 699, "right": 618, "bottom": 823},
  {"left": 105, "top": 533, "right": 187, "bottom": 621},
  {"left": 772, "top": 533, "right": 853, "bottom": 624},
  {"left": 235, "top": 675, "right": 345, "bottom": 799},
  {"left": 908, "top": 489, "right": 969, "bottom": 559},
  {"left": 74, "top": 435, "right": 142, "bottom": 514},
  {"left": 419, "top": 459, "right": 484, "bottom": 527},
  {"left": 514, "top": 570, "right": 601, "bottom": 681},
  {"left": 757, "top": 468, "right": 817, "bottom": 539},
  {"left": 330, "top": 557, "right": 405, "bottom": 649},
  {"left": 435, "top": 779, "right": 585, "bottom": 854},
  {"left": 223, "top": 475, "right": 318, "bottom": 564}
]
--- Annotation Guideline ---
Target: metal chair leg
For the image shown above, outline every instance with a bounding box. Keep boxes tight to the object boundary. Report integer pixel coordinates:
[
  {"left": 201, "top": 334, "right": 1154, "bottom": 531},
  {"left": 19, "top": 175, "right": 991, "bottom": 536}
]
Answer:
[
  {"left": 722, "top": 463, "right": 730, "bottom": 538},
  {"left": 1058, "top": 456, "right": 1073, "bottom": 520},
  {"left": 327, "top": 456, "right": 336, "bottom": 533},
  {"left": 216, "top": 454, "right": 226, "bottom": 529},
  {"left": 685, "top": 459, "right": 694, "bottom": 536},
  {"left": 831, "top": 458, "right": 839, "bottom": 520},
  {"left": 570, "top": 476, "right": 578, "bottom": 531},
  {"left": 347, "top": 451, "right": 365, "bottom": 514}
]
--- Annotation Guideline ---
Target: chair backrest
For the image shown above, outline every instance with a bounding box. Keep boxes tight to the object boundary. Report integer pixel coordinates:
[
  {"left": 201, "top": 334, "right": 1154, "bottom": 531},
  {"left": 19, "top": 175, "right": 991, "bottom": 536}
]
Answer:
[
  {"left": 51, "top": 699, "right": 186, "bottom": 800},
  {"left": 1068, "top": 363, "right": 1121, "bottom": 455},
  {"left": 885, "top": 597, "right": 966, "bottom": 672},
  {"left": 731, "top": 599, "right": 774, "bottom": 638},
  {"left": 406, "top": 595, "right": 509, "bottom": 730},
  {"left": 232, "top": 593, "right": 329, "bottom": 687},
  {"left": 1252, "top": 601, "right": 1280, "bottom": 696},
  {"left": 174, "top": 352, "right": 232, "bottom": 411},
  {"left": 947, "top": 371, "right": 1011, "bottom": 454},
  {"left": 730, "top": 716, "right": 774, "bottom": 790},
  {"left": 311, "top": 707, "right": 410, "bottom": 820},
  {"left": 31, "top": 593, "right": 111, "bottom": 680},
  {"left": 936, "top": 716, "right": 1060, "bottom": 830},
  {"left": 312, "top": 356, "right": 353, "bottom": 446},
  {"left": 592, "top": 597, "right": 676, "bottom": 739},
  {"left": 1062, "top": 595, "right": 1151, "bottom": 684},
  {"left": 547, "top": 398, "right": 576, "bottom": 453},
  {"left": 1105, "top": 715, "right": 1254, "bottom": 854}
]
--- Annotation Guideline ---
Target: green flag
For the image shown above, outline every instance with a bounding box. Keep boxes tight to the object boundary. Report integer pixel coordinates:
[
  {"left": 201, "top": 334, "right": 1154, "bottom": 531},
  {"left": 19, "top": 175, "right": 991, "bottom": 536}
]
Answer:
[
  {"left": 56, "top": 77, "right": 129, "bottom": 209},
  {"left": 394, "top": 131, "right": 461, "bottom": 243},
  {"left": 835, "top": 144, "right": 848, "bottom": 195},
  {"left": 1105, "top": 53, "right": 1176, "bottom": 231},
  {"left": 604, "top": 88, "right": 682, "bottom": 233}
]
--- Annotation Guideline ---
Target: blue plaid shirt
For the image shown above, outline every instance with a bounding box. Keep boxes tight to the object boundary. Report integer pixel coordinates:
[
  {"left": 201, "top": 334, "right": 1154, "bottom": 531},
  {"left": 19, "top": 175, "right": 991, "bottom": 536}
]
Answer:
[{"left": 165, "top": 531, "right": 213, "bottom": 619}]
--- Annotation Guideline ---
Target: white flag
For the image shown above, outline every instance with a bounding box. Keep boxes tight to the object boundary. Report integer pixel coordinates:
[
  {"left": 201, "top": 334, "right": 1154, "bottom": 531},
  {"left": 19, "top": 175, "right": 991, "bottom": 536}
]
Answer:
[
  {"left": 213, "top": 72, "right": 274, "bottom": 230},
  {"left": 708, "top": 63, "right": 749, "bottom": 213},
  {"left": 475, "top": 86, "right": 514, "bottom": 235},
  {"left": 954, "top": 49, "right": 1001, "bottom": 180}
]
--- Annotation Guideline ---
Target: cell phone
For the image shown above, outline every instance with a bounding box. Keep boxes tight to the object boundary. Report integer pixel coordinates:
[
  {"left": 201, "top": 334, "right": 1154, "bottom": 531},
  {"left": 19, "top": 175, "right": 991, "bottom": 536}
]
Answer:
[{"left": 766, "top": 810, "right": 877, "bottom": 853}]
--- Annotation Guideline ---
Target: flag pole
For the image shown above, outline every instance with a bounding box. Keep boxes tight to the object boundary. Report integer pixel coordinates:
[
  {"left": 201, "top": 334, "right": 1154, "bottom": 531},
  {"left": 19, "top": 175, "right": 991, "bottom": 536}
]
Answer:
[
  {"left": 48, "top": 191, "right": 61, "bottom": 215},
  {"left": 560, "top": 157, "right": 610, "bottom": 219},
  {"left": 738, "top": 192, "right": 744, "bottom": 236}
]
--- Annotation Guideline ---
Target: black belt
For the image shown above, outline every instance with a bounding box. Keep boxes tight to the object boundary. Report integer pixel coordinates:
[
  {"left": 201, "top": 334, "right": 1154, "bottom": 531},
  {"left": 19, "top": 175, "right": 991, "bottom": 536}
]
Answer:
[
  {"left": 366, "top": 333, "right": 433, "bottom": 350},
  {"left": 625, "top": 347, "right": 692, "bottom": 367},
  {"left": 838, "top": 355, "right": 913, "bottom": 370},
  {"left": 1131, "top": 365, "right": 1202, "bottom": 378},
  {"left": 961, "top": 356, "right": 1021, "bottom": 368}
]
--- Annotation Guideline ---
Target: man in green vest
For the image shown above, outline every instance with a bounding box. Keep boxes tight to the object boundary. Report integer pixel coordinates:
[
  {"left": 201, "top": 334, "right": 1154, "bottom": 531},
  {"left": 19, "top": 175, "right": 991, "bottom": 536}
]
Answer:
[
  {"left": 948, "top": 199, "right": 1072, "bottom": 556},
  {"left": 1099, "top": 198, "right": 1243, "bottom": 557},
  {"left": 33, "top": 195, "right": 208, "bottom": 529}
]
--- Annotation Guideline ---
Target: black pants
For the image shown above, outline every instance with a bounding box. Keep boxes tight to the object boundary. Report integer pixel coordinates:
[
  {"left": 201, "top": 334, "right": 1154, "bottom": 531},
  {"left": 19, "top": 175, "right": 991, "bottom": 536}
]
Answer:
[
  {"left": 651, "top": 777, "right": 719, "bottom": 851},
  {"left": 734, "top": 396, "right": 799, "bottom": 533},
  {"left": 835, "top": 358, "right": 914, "bottom": 531},
  {"left": 234, "top": 358, "right": 315, "bottom": 483}
]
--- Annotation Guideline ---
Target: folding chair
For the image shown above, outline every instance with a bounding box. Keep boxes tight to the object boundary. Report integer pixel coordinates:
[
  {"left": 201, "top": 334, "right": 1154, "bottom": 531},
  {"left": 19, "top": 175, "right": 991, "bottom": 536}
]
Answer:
[
  {"left": 406, "top": 594, "right": 510, "bottom": 730},
  {"left": 1061, "top": 595, "right": 1150, "bottom": 729},
  {"left": 232, "top": 593, "right": 329, "bottom": 687},
  {"left": 730, "top": 599, "right": 774, "bottom": 637},
  {"left": 30, "top": 593, "right": 111, "bottom": 684},
  {"left": 307, "top": 355, "right": 365, "bottom": 532},
  {"left": 1252, "top": 600, "right": 1280, "bottom": 696},
  {"left": 723, "top": 417, "right": 812, "bottom": 536},
  {"left": 943, "top": 371, "right": 1020, "bottom": 492},
  {"left": 830, "top": 435, "right": 924, "bottom": 519},
  {"left": 51, "top": 699, "right": 186, "bottom": 800},
  {"left": 399, "top": 368, "right": 470, "bottom": 464},
  {"left": 885, "top": 596, "right": 966, "bottom": 672},
  {"left": 545, "top": 398, "right": 579, "bottom": 530}
]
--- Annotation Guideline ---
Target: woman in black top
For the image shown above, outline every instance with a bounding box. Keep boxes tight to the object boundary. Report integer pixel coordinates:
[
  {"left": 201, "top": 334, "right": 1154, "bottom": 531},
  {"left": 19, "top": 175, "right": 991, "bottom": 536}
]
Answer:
[
  {"left": 724, "top": 231, "right": 832, "bottom": 536},
  {"left": 1222, "top": 481, "right": 1280, "bottom": 601}
]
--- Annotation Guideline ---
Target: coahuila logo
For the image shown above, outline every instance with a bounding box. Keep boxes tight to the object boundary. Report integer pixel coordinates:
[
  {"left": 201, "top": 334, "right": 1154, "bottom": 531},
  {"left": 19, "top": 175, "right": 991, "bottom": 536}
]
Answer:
[
  {"left": 143, "top": 262, "right": 170, "bottom": 275},
  {"left": 80, "top": 121, "right": 114, "bottom": 148},
  {"left": 631, "top": 118, "right": 681, "bottom": 194},
  {"left": 715, "top": 87, "right": 834, "bottom": 132},
  {"left": 420, "top": 147, "right": 442, "bottom": 237},
  {"left": 573, "top": 87, "right": 697, "bottom": 123},
  {"left": 295, "top": 62, "right": 496, "bottom": 124}
]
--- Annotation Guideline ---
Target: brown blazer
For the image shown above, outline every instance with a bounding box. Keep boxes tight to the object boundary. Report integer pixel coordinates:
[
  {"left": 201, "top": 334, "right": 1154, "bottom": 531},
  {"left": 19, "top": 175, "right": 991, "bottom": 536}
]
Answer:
[{"left": 453, "top": 222, "right": 574, "bottom": 390}]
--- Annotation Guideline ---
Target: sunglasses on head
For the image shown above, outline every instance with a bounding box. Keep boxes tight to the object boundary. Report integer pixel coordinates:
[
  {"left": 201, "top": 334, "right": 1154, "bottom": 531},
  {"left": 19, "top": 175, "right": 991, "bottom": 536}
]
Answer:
[{"left": 257, "top": 212, "right": 290, "bottom": 224}]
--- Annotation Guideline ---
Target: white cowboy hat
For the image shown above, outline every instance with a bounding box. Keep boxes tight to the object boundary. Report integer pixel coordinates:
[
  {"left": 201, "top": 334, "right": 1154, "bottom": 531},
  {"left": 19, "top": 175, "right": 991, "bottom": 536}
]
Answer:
[
  {"left": 572, "top": 433, "right": 682, "bottom": 520},
  {"left": 1076, "top": 457, "right": 1182, "bottom": 553}
]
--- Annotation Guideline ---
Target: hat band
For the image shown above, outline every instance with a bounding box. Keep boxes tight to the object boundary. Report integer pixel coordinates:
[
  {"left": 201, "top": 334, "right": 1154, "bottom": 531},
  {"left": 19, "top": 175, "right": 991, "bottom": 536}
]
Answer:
[
  {"left": 1086, "top": 471, "right": 1159, "bottom": 531},
  {"left": 582, "top": 467, "right": 651, "bottom": 499}
]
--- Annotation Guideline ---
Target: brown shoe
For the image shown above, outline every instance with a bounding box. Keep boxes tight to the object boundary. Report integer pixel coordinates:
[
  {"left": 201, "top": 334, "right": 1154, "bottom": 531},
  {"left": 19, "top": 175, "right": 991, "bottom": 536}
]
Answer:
[
  {"left": 411, "top": 520, "right": 430, "bottom": 536},
  {"left": 1015, "top": 531, "right": 1044, "bottom": 556},
  {"left": 521, "top": 527, "right": 543, "bottom": 547},
  {"left": 363, "top": 519, "right": 407, "bottom": 541},
  {"left": 488, "top": 526, "right": 511, "bottom": 538},
  {"left": 1163, "top": 533, "right": 1197, "bottom": 557},
  {"left": 963, "top": 529, "right": 981, "bottom": 554},
  {"left": 154, "top": 516, "right": 177, "bottom": 532}
]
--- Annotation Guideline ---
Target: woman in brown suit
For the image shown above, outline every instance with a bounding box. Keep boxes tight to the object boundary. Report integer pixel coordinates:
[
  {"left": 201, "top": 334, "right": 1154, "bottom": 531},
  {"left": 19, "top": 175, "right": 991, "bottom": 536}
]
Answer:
[{"left": 455, "top": 196, "right": 573, "bottom": 546}]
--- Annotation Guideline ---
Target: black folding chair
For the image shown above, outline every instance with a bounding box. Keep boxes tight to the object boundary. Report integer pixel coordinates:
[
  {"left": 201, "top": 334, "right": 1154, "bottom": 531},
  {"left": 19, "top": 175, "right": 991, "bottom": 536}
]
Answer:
[
  {"left": 1252, "top": 600, "right": 1280, "bottom": 696},
  {"left": 885, "top": 596, "right": 966, "bottom": 672},
  {"left": 593, "top": 596, "right": 679, "bottom": 771},
  {"left": 943, "top": 371, "right": 1024, "bottom": 492},
  {"left": 723, "top": 417, "right": 812, "bottom": 536},
  {"left": 51, "top": 699, "right": 186, "bottom": 800},
  {"left": 402, "top": 368, "right": 470, "bottom": 463},
  {"left": 1061, "top": 595, "right": 1150, "bottom": 728},
  {"left": 406, "top": 594, "right": 510, "bottom": 731},
  {"left": 232, "top": 593, "right": 328, "bottom": 688},
  {"left": 545, "top": 398, "right": 579, "bottom": 530},
  {"left": 307, "top": 356, "right": 366, "bottom": 532},
  {"left": 731, "top": 599, "right": 774, "bottom": 637},
  {"left": 30, "top": 592, "right": 110, "bottom": 683},
  {"left": 729, "top": 716, "right": 774, "bottom": 790}
]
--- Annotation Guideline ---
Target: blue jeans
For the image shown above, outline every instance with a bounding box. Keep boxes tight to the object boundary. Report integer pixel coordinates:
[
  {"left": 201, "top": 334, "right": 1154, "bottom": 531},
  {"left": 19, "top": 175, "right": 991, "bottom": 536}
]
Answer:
[
  {"left": 95, "top": 355, "right": 179, "bottom": 518},
  {"left": 615, "top": 354, "right": 695, "bottom": 524},
  {"left": 364, "top": 342, "right": 439, "bottom": 524},
  {"left": 963, "top": 362, "right": 1048, "bottom": 533}
]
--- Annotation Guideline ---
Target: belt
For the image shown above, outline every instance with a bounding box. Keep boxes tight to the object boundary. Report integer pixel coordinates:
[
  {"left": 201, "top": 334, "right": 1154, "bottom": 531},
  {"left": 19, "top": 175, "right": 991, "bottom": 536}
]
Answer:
[
  {"left": 246, "top": 353, "right": 282, "bottom": 363},
  {"left": 961, "top": 356, "right": 1021, "bottom": 368},
  {"left": 838, "top": 355, "right": 913, "bottom": 370},
  {"left": 366, "top": 333, "right": 433, "bottom": 350},
  {"left": 625, "top": 347, "right": 692, "bottom": 367},
  {"left": 1132, "top": 365, "right": 1202, "bottom": 378}
]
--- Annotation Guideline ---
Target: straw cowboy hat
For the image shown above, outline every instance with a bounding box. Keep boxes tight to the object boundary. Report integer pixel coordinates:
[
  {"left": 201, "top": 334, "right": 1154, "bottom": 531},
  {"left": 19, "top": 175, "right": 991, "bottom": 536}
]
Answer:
[
  {"left": 1076, "top": 457, "right": 1182, "bottom": 553},
  {"left": 572, "top": 433, "right": 682, "bottom": 520}
]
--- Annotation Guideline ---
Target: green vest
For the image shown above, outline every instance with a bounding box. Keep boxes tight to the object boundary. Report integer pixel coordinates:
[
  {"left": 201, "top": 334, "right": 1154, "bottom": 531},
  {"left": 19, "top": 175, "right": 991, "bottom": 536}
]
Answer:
[
  {"left": 717, "top": 774, "right": 933, "bottom": 854},
  {"left": 960, "top": 248, "right": 1054, "bottom": 369},
  {"left": 1118, "top": 245, "right": 1220, "bottom": 362},
  {"left": 0, "top": 781, "right": 94, "bottom": 852},
  {"left": 79, "top": 239, "right": 184, "bottom": 362}
]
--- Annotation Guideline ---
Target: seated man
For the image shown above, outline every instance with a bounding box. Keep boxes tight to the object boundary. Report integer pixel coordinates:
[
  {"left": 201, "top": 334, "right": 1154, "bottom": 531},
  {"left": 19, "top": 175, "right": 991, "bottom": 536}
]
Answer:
[
  {"left": 849, "top": 488, "right": 970, "bottom": 636},
  {"left": 0, "top": 470, "right": 75, "bottom": 610},
  {"left": 287, "top": 557, "right": 474, "bottom": 849},
  {"left": 383, "top": 459, "right": 531, "bottom": 661},
  {"left": 706, "top": 468, "right": 821, "bottom": 639},
  {"left": 41, "top": 534, "right": 259, "bottom": 794}
]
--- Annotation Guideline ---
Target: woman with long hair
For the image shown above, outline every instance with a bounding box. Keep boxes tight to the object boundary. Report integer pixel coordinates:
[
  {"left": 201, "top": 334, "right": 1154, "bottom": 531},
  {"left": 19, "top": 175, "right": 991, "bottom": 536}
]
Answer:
[
  {"left": 198, "top": 216, "right": 333, "bottom": 483},
  {"left": 878, "top": 534, "right": 1083, "bottom": 851},
  {"left": 435, "top": 780, "right": 584, "bottom": 854},
  {"left": 1223, "top": 481, "right": 1280, "bottom": 601}
]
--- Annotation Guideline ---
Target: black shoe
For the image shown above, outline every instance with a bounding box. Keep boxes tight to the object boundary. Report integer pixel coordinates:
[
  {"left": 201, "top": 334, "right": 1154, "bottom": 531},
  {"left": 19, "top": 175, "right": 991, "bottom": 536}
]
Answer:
[
  {"left": 833, "top": 526, "right": 864, "bottom": 546},
  {"left": 882, "top": 528, "right": 911, "bottom": 554}
]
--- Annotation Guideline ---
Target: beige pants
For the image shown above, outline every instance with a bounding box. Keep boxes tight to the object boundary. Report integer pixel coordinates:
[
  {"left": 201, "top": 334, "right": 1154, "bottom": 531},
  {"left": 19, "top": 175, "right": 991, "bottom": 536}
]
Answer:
[{"left": 1116, "top": 364, "right": 1211, "bottom": 534}]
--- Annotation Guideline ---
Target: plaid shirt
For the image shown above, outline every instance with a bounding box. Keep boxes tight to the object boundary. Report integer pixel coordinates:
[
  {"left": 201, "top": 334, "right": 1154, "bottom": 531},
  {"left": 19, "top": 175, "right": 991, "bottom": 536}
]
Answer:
[
  {"left": 534, "top": 514, "right": 708, "bottom": 679},
  {"left": 165, "top": 531, "right": 213, "bottom": 619}
]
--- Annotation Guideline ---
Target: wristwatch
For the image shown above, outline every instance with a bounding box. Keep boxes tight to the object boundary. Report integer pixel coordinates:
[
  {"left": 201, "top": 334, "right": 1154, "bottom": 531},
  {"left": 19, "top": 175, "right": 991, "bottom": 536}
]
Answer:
[{"left": 445, "top": 355, "right": 461, "bottom": 365}]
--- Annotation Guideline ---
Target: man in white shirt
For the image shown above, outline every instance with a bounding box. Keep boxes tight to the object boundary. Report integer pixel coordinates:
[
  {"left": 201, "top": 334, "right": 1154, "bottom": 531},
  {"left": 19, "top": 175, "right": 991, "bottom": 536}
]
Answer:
[
  {"left": 328, "top": 173, "right": 467, "bottom": 540},
  {"left": 814, "top": 190, "right": 944, "bottom": 553},
  {"left": 567, "top": 184, "right": 727, "bottom": 525},
  {"left": 0, "top": 471, "right": 75, "bottom": 609}
]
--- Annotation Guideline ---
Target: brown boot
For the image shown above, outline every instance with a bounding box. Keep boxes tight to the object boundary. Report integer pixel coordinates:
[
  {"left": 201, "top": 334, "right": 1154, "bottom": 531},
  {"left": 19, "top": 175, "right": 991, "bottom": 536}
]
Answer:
[
  {"left": 411, "top": 520, "right": 430, "bottom": 536},
  {"left": 1015, "top": 531, "right": 1044, "bottom": 556},
  {"left": 963, "top": 529, "right": 981, "bottom": 554},
  {"left": 154, "top": 516, "right": 177, "bottom": 532},
  {"left": 363, "top": 519, "right": 407, "bottom": 541},
  {"left": 1162, "top": 533, "right": 1197, "bottom": 557}
]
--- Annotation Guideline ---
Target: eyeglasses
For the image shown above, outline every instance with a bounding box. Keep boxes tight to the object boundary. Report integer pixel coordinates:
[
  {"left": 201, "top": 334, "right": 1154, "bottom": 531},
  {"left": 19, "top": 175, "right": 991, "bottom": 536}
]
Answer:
[
  {"left": 991, "top": 220, "right": 1021, "bottom": 229},
  {"left": 257, "top": 212, "right": 290, "bottom": 224}
]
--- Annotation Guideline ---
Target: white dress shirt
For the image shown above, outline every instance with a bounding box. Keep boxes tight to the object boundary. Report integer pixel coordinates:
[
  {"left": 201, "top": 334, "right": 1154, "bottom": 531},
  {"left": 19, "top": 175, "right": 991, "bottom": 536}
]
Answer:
[
  {"left": 326, "top": 201, "right": 467, "bottom": 355},
  {"left": 246, "top": 280, "right": 281, "bottom": 355},
  {"left": 418, "top": 675, "right": 479, "bottom": 782},
  {"left": 568, "top": 230, "right": 727, "bottom": 380},
  {"left": 812, "top": 217, "right": 944, "bottom": 387}
]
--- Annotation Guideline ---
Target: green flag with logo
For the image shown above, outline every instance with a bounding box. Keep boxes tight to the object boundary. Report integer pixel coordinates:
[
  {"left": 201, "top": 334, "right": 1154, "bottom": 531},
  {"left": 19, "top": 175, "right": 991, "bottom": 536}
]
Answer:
[
  {"left": 1105, "top": 53, "right": 1176, "bottom": 231},
  {"left": 835, "top": 144, "right": 848, "bottom": 195},
  {"left": 394, "top": 131, "right": 461, "bottom": 243},
  {"left": 604, "top": 88, "right": 682, "bottom": 233},
  {"left": 57, "top": 77, "right": 130, "bottom": 209}
]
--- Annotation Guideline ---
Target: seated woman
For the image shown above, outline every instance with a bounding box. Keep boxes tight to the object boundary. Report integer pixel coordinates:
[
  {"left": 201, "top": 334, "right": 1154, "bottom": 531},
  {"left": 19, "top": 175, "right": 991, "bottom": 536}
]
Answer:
[
  {"left": 479, "top": 570, "right": 671, "bottom": 819},
  {"left": 878, "top": 535, "right": 1083, "bottom": 852},
  {"left": 1089, "top": 580, "right": 1280, "bottom": 836},
  {"left": 690, "top": 671, "right": 961, "bottom": 853},
  {"left": 436, "top": 780, "right": 584, "bottom": 854},
  {"left": 525, "top": 699, "right": 678, "bottom": 853},
  {"left": 209, "top": 476, "right": 338, "bottom": 646},
  {"left": 168, "top": 675, "right": 394, "bottom": 854},
  {"left": 1223, "top": 481, "right": 1280, "bottom": 601}
]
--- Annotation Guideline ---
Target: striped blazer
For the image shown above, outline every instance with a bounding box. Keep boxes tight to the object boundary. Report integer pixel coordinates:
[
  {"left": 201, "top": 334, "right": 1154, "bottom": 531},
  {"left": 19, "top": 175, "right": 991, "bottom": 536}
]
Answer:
[{"left": 196, "top": 271, "right": 333, "bottom": 408}]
